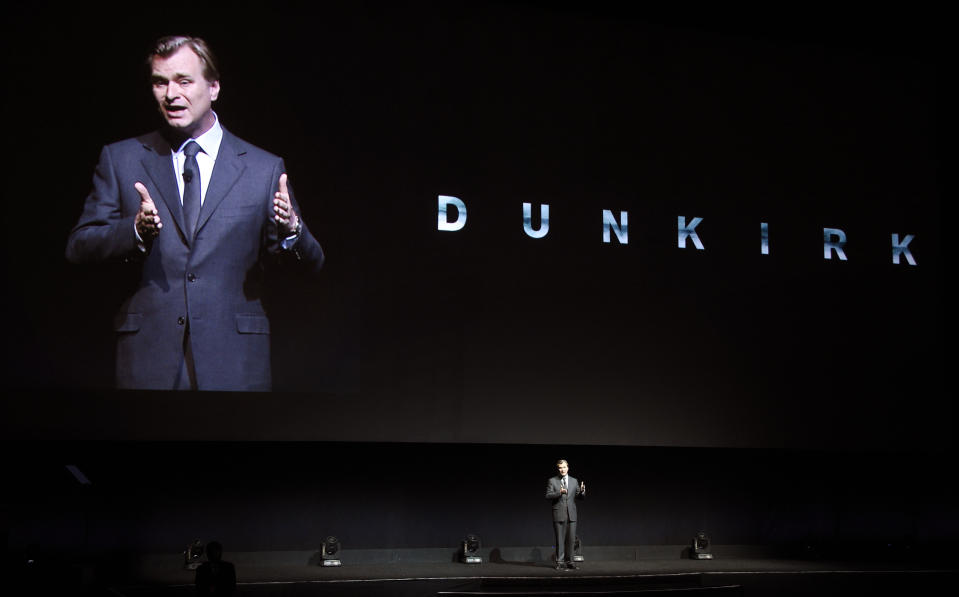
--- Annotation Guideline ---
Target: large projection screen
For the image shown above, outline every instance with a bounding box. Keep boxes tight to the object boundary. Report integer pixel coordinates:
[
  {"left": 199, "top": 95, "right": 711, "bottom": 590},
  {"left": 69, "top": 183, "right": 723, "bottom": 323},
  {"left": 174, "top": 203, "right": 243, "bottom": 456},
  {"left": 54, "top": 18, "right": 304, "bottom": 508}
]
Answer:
[{"left": 3, "top": 4, "right": 944, "bottom": 450}]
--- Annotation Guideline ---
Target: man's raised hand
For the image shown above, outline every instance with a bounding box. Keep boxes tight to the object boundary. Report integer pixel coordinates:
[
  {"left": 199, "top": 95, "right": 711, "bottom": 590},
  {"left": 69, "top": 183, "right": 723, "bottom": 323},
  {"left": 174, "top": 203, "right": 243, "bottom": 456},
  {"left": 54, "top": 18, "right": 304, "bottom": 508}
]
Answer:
[
  {"left": 134, "top": 182, "right": 162, "bottom": 239},
  {"left": 273, "top": 173, "right": 300, "bottom": 237}
]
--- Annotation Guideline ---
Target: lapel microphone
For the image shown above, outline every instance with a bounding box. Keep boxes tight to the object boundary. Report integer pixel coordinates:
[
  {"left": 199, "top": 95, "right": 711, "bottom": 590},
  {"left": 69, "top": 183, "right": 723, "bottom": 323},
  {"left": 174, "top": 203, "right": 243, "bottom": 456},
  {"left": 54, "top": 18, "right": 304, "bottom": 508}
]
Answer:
[{"left": 183, "top": 170, "right": 194, "bottom": 184}]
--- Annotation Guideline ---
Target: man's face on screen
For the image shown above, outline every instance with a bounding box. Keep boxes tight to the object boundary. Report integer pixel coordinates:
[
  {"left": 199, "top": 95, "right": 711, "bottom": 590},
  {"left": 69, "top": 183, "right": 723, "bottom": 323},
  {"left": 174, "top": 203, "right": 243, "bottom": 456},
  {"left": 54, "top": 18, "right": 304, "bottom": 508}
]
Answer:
[
  {"left": 557, "top": 461, "right": 568, "bottom": 477},
  {"left": 150, "top": 46, "right": 220, "bottom": 138}
]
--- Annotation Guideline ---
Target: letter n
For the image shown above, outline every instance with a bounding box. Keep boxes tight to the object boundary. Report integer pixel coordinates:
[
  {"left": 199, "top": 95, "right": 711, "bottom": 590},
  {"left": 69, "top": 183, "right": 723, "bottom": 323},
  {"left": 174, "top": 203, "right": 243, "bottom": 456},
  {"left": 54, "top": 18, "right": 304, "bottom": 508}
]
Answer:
[{"left": 603, "top": 210, "right": 628, "bottom": 244}]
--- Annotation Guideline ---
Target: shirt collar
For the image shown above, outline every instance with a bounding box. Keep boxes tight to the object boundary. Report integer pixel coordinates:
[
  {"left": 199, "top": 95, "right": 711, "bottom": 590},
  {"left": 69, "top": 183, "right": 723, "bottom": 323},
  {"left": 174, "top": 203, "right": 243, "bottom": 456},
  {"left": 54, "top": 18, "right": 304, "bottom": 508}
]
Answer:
[{"left": 175, "top": 112, "right": 223, "bottom": 160}]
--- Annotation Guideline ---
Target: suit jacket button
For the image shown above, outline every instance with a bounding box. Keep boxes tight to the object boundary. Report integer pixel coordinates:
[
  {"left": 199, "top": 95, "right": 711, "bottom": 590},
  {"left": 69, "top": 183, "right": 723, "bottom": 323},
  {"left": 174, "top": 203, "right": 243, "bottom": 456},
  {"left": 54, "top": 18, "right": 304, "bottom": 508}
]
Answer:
[
  {"left": 187, "top": 273, "right": 197, "bottom": 282},
  {"left": 177, "top": 316, "right": 186, "bottom": 326}
]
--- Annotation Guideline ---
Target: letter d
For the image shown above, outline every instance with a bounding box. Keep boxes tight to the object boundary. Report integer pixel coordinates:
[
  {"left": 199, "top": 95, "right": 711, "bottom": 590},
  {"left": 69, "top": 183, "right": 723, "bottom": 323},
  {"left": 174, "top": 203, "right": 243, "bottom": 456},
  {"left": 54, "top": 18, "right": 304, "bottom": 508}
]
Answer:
[{"left": 438, "top": 195, "right": 467, "bottom": 231}]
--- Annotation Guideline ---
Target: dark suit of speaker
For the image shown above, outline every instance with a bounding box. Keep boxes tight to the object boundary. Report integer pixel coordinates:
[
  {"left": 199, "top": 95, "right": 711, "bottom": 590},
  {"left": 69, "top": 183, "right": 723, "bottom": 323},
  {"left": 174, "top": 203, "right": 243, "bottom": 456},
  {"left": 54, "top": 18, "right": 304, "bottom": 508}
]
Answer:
[
  {"left": 66, "top": 127, "right": 324, "bottom": 390},
  {"left": 545, "top": 474, "right": 584, "bottom": 564}
]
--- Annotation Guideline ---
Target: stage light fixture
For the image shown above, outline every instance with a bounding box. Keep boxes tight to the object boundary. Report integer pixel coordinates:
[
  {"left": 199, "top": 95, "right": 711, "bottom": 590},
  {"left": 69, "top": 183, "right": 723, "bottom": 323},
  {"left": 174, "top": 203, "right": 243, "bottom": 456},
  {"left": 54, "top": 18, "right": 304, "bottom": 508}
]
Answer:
[
  {"left": 572, "top": 535, "right": 585, "bottom": 562},
  {"left": 690, "top": 531, "right": 713, "bottom": 560},
  {"left": 321, "top": 536, "right": 342, "bottom": 566},
  {"left": 461, "top": 534, "right": 482, "bottom": 564}
]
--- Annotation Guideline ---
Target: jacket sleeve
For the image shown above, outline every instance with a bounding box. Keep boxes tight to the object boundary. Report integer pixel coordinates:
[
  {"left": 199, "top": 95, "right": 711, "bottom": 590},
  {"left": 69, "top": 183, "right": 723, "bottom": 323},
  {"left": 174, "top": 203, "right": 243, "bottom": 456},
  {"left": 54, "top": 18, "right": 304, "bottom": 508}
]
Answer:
[
  {"left": 65, "top": 144, "right": 141, "bottom": 264},
  {"left": 265, "top": 158, "right": 325, "bottom": 274},
  {"left": 545, "top": 479, "right": 561, "bottom": 500}
]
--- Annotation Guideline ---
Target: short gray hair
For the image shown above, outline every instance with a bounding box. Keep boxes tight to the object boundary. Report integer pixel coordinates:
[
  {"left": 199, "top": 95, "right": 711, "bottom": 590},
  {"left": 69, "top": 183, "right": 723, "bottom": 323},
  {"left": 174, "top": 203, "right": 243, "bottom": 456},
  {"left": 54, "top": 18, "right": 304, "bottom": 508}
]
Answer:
[{"left": 148, "top": 35, "right": 220, "bottom": 82}]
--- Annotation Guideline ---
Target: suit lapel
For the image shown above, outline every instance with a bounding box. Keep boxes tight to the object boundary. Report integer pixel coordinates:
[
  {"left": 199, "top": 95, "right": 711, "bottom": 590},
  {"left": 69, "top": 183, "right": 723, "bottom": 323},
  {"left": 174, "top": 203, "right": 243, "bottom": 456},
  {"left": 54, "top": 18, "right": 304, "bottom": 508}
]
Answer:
[
  {"left": 196, "top": 129, "right": 247, "bottom": 235},
  {"left": 139, "top": 132, "right": 188, "bottom": 241}
]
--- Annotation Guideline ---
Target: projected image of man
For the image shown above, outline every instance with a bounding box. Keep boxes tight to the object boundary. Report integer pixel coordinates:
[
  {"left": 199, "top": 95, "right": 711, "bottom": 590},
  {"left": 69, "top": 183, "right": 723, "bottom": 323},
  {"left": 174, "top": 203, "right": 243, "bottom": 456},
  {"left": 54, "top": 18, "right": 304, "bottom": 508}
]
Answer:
[
  {"left": 545, "top": 459, "right": 585, "bottom": 570},
  {"left": 65, "top": 36, "right": 324, "bottom": 391}
]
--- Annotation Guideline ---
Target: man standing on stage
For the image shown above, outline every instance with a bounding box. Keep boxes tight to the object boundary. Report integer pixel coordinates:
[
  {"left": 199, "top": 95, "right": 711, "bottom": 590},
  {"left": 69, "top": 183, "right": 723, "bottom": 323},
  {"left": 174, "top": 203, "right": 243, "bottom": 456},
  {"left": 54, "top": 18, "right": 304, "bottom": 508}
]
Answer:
[
  {"left": 545, "top": 459, "right": 585, "bottom": 570},
  {"left": 66, "top": 35, "right": 324, "bottom": 391}
]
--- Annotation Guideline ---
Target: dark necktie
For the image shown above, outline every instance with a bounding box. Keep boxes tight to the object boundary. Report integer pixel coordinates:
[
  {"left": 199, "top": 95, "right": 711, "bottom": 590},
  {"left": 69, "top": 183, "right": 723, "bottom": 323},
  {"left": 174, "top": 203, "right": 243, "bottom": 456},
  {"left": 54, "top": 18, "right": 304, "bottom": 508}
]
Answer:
[{"left": 182, "top": 141, "right": 202, "bottom": 241}]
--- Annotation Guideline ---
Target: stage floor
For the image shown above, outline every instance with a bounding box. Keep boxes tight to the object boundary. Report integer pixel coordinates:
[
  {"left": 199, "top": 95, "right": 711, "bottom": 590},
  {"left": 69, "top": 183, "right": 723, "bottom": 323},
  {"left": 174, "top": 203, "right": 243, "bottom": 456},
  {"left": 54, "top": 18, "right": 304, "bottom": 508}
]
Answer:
[{"left": 106, "top": 547, "right": 956, "bottom": 596}]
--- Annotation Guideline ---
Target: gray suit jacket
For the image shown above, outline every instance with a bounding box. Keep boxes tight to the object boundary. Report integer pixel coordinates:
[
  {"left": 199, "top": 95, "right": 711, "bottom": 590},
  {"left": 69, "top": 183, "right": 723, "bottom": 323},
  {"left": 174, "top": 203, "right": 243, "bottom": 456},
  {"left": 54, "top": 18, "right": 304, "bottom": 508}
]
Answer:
[
  {"left": 545, "top": 475, "right": 584, "bottom": 522},
  {"left": 66, "top": 128, "right": 324, "bottom": 390}
]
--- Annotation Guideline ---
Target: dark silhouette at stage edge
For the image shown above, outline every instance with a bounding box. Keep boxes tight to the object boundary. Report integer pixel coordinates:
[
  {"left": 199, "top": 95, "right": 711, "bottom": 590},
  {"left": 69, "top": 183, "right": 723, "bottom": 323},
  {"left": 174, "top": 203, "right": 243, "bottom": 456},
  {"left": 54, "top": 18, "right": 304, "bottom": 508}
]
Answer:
[{"left": 195, "top": 541, "right": 236, "bottom": 596}]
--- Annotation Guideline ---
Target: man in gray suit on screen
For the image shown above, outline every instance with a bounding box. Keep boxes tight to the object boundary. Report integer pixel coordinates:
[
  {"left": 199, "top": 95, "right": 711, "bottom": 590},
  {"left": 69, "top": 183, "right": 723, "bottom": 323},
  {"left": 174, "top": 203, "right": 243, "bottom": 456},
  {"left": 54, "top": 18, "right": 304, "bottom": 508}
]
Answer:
[
  {"left": 545, "top": 459, "right": 585, "bottom": 570},
  {"left": 66, "top": 35, "right": 324, "bottom": 391}
]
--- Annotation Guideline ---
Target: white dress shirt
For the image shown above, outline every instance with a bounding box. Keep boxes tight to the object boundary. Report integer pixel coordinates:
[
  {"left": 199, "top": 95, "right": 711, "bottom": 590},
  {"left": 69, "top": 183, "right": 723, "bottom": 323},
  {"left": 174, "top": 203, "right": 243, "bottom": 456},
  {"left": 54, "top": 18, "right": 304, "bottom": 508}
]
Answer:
[
  {"left": 172, "top": 114, "right": 223, "bottom": 205},
  {"left": 135, "top": 114, "right": 298, "bottom": 247}
]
